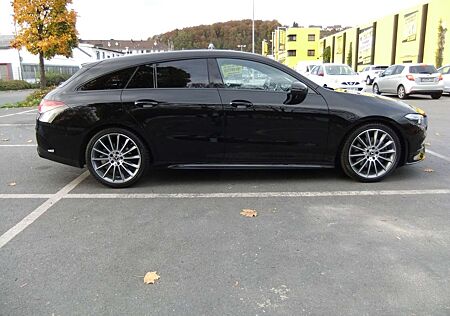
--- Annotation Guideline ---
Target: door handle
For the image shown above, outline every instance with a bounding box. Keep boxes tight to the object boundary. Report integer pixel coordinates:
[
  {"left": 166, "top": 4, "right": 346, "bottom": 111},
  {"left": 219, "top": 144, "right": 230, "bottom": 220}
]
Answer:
[
  {"left": 134, "top": 100, "right": 159, "bottom": 108},
  {"left": 230, "top": 100, "right": 253, "bottom": 109}
]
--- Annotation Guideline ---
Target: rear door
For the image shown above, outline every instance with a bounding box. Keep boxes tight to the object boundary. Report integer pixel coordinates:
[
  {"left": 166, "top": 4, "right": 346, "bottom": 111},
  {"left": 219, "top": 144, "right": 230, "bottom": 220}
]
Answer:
[
  {"left": 121, "top": 59, "right": 224, "bottom": 165},
  {"left": 213, "top": 58, "right": 330, "bottom": 165},
  {"left": 378, "top": 65, "right": 396, "bottom": 92},
  {"left": 387, "top": 65, "right": 405, "bottom": 93}
]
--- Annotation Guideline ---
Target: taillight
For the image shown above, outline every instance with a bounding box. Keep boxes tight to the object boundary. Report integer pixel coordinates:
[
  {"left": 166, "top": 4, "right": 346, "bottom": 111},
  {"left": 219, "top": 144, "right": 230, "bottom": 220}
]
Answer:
[
  {"left": 38, "top": 99, "right": 66, "bottom": 113},
  {"left": 406, "top": 74, "right": 415, "bottom": 81},
  {"left": 438, "top": 74, "right": 443, "bottom": 81}
]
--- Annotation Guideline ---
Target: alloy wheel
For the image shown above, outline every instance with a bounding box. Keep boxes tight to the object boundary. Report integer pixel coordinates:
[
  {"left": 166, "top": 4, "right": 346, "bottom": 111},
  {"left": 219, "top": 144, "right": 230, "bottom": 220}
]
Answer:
[
  {"left": 90, "top": 133, "right": 142, "bottom": 184},
  {"left": 398, "top": 86, "right": 406, "bottom": 99},
  {"left": 348, "top": 128, "right": 397, "bottom": 179}
]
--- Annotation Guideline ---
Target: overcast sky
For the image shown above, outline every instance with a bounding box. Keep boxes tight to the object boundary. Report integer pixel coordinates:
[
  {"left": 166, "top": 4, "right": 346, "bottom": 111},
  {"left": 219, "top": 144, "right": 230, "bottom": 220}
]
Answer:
[{"left": 0, "top": 0, "right": 426, "bottom": 40}]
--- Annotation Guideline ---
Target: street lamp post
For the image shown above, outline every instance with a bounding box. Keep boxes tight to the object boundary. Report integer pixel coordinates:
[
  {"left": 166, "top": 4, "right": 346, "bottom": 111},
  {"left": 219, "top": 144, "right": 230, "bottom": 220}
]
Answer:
[{"left": 252, "top": 0, "right": 255, "bottom": 53}]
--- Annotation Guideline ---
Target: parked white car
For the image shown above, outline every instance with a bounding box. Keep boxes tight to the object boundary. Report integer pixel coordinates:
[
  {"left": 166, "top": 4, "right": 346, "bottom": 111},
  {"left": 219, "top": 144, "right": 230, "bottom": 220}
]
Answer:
[
  {"left": 295, "top": 61, "right": 322, "bottom": 76},
  {"left": 437, "top": 65, "right": 450, "bottom": 94},
  {"left": 309, "top": 64, "right": 364, "bottom": 91},
  {"left": 359, "top": 65, "right": 389, "bottom": 85},
  {"left": 373, "top": 64, "right": 444, "bottom": 99}
]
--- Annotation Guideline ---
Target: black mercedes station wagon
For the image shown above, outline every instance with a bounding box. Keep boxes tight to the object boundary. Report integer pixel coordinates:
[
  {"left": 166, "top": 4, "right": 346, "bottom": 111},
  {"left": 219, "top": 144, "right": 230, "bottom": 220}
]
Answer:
[{"left": 36, "top": 50, "right": 427, "bottom": 187}]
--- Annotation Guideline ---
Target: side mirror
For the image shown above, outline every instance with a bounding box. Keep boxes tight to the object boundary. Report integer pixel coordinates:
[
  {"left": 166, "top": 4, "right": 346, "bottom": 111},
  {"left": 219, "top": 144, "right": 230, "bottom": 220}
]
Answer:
[
  {"left": 379, "top": 72, "right": 385, "bottom": 77},
  {"left": 284, "top": 81, "right": 308, "bottom": 105}
]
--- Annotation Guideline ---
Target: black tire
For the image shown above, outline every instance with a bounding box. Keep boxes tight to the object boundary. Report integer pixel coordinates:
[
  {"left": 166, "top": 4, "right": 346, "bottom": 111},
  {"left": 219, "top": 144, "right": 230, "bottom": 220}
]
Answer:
[
  {"left": 340, "top": 123, "right": 401, "bottom": 183},
  {"left": 397, "top": 85, "right": 408, "bottom": 99},
  {"left": 86, "top": 127, "right": 150, "bottom": 188},
  {"left": 431, "top": 93, "right": 442, "bottom": 99},
  {"left": 366, "top": 76, "right": 373, "bottom": 85},
  {"left": 373, "top": 83, "right": 381, "bottom": 95}
]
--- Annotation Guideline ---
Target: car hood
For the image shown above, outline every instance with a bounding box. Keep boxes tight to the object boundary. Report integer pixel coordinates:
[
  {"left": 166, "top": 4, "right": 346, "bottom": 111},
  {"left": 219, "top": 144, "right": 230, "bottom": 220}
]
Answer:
[
  {"left": 331, "top": 89, "right": 426, "bottom": 115},
  {"left": 326, "top": 75, "right": 361, "bottom": 83}
]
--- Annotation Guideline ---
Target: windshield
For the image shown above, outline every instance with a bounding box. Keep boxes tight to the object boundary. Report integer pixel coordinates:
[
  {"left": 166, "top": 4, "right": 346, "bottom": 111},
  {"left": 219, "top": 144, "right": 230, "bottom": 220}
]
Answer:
[
  {"left": 409, "top": 65, "right": 438, "bottom": 74},
  {"left": 373, "top": 66, "right": 388, "bottom": 70},
  {"left": 325, "top": 65, "right": 356, "bottom": 75}
]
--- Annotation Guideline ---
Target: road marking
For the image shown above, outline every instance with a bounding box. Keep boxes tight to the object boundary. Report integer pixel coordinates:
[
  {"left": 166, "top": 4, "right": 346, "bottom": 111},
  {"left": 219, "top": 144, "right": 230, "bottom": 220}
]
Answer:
[
  {"left": 0, "top": 109, "right": 36, "bottom": 118},
  {"left": 0, "top": 144, "right": 37, "bottom": 147},
  {"left": 427, "top": 149, "right": 450, "bottom": 163},
  {"left": 0, "top": 194, "right": 52, "bottom": 199},
  {"left": 0, "top": 171, "right": 89, "bottom": 249},
  {"left": 65, "top": 189, "right": 450, "bottom": 199},
  {"left": 0, "top": 123, "right": 35, "bottom": 127}
]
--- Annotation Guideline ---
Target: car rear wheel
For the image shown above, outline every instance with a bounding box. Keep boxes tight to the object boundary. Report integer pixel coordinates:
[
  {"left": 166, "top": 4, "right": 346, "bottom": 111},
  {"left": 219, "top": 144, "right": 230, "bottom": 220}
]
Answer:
[
  {"left": 341, "top": 123, "right": 401, "bottom": 182},
  {"left": 86, "top": 128, "right": 149, "bottom": 188},
  {"left": 373, "top": 83, "right": 381, "bottom": 95},
  {"left": 366, "top": 76, "right": 372, "bottom": 85},
  {"left": 397, "top": 85, "right": 408, "bottom": 99},
  {"left": 431, "top": 93, "right": 442, "bottom": 99}
]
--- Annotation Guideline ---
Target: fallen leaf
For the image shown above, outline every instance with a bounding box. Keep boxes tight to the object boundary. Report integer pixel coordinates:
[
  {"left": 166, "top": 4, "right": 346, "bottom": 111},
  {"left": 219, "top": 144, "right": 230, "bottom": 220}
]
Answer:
[
  {"left": 423, "top": 168, "right": 434, "bottom": 173},
  {"left": 1, "top": 138, "right": 9, "bottom": 142},
  {"left": 8, "top": 182, "right": 16, "bottom": 186},
  {"left": 240, "top": 209, "right": 258, "bottom": 217},
  {"left": 27, "top": 139, "right": 33, "bottom": 143},
  {"left": 143, "top": 271, "right": 160, "bottom": 284}
]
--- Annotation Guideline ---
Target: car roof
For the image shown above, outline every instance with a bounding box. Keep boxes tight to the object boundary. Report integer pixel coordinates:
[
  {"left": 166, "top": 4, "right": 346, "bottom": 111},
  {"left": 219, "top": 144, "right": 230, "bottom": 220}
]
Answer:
[{"left": 97, "top": 49, "right": 271, "bottom": 67}]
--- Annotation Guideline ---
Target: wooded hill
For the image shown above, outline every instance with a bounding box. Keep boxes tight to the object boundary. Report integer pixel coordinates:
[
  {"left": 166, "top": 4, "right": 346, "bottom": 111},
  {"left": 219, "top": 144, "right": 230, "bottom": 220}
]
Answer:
[{"left": 149, "top": 20, "right": 281, "bottom": 54}]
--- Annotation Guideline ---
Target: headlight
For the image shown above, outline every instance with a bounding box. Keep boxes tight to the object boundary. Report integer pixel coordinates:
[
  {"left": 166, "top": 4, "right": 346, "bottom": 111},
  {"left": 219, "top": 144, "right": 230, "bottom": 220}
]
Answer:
[{"left": 405, "top": 113, "right": 424, "bottom": 125}]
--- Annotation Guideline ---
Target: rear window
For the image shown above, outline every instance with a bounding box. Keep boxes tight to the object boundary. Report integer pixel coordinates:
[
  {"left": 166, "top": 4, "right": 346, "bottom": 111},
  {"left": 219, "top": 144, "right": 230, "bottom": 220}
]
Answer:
[
  {"left": 409, "top": 65, "right": 438, "bottom": 74},
  {"left": 80, "top": 67, "right": 136, "bottom": 91}
]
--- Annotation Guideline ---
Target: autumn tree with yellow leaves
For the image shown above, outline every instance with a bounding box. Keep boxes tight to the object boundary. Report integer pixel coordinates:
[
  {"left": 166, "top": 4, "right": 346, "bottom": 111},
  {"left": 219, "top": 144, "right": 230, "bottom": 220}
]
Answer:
[{"left": 11, "top": 0, "right": 78, "bottom": 88}]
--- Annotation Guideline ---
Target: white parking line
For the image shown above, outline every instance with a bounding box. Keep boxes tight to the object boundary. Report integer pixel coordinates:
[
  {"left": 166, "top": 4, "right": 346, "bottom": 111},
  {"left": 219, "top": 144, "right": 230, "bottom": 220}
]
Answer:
[
  {"left": 64, "top": 189, "right": 450, "bottom": 199},
  {"left": 427, "top": 149, "right": 450, "bottom": 163},
  {"left": 0, "top": 144, "right": 37, "bottom": 147},
  {"left": 0, "top": 171, "right": 89, "bottom": 249},
  {"left": 0, "top": 123, "right": 35, "bottom": 127},
  {"left": 0, "top": 109, "right": 36, "bottom": 118},
  {"left": 0, "top": 194, "right": 53, "bottom": 199}
]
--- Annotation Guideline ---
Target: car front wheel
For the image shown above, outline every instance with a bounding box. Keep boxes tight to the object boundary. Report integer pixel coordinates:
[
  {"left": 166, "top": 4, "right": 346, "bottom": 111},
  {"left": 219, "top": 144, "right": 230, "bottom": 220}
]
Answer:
[
  {"left": 373, "top": 83, "right": 381, "bottom": 95},
  {"left": 341, "top": 123, "right": 401, "bottom": 182},
  {"left": 431, "top": 93, "right": 442, "bottom": 99},
  {"left": 86, "top": 128, "right": 149, "bottom": 188}
]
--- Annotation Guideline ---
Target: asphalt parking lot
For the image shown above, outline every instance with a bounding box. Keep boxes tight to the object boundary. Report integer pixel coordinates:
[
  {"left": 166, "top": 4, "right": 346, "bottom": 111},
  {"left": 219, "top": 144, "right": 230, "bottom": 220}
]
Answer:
[{"left": 0, "top": 93, "right": 449, "bottom": 315}]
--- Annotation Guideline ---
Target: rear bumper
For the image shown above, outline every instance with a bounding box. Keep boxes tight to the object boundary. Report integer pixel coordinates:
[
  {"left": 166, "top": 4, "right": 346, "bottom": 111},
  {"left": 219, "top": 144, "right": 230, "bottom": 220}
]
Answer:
[
  {"left": 405, "top": 83, "right": 444, "bottom": 94},
  {"left": 36, "top": 120, "right": 85, "bottom": 168}
]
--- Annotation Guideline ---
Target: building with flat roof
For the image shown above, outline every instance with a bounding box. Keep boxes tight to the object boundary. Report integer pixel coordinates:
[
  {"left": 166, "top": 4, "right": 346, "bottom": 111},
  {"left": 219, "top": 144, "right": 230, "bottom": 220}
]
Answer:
[
  {"left": 262, "top": 26, "right": 321, "bottom": 68},
  {"left": 319, "top": 0, "right": 450, "bottom": 70}
]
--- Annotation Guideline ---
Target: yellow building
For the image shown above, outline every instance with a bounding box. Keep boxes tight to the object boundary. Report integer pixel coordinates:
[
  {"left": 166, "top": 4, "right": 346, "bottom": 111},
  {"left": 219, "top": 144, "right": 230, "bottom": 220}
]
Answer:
[
  {"left": 319, "top": 0, "right": 450, "bottom": 70},
  {"left": 263, "top": 27, "right": 321, "bottom": 68}
]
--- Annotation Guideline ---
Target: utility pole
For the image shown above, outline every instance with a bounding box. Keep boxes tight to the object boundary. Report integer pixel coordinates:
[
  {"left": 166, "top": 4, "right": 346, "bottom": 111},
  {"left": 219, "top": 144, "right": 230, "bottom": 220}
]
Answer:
[{"left": 252, "top": 0, "right": 255, "bottom": 53}]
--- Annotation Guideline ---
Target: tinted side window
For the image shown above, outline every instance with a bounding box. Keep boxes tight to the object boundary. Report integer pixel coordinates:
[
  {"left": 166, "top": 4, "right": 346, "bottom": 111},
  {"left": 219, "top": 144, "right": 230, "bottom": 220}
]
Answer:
[
  {"left": 127, "top": 64, "right": 154, "bottom": 89},
  {"left": 156, "top": 59, "right": 209, "bottom": 88},
  {"left": 80, "top": 67, "right": 136, "bottom": 91},
  {"left": 217, "top": 58, "right": 296, "bottom": 92}
]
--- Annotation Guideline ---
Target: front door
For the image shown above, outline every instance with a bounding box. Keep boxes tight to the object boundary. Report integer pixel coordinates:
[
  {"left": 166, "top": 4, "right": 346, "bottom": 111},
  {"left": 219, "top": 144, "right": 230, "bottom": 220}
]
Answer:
[
  {"left": 122, "top": 59, "right": 224, "bottom": 165},
  {"left": 214, "top": 58, "right": 329, "bottom": 165}
]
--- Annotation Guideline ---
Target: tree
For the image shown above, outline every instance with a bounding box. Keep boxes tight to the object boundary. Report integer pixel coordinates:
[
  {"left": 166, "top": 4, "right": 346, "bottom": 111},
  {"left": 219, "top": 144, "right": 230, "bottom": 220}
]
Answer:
[
  {"left": 292, "top": 22, "right": 299, "bottom": 28},
  {"left": 435, "top": 19, "right": 447, "bottom": 68},
  {"left": 347, "top": 42, "right": 353, "bottom": 68},
  {"left": 323, "top": 46, "right": 331, "bottom": 63},
  {"left": 11, "top": 0, "right": 78, "bottom": 88}
]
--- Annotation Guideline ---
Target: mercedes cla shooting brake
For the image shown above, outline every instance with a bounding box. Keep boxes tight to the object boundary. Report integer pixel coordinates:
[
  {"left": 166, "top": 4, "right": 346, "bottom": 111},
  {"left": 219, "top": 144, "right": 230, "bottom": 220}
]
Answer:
[{"left": 36, "top": 50, "right": 428, "bottom": 188}]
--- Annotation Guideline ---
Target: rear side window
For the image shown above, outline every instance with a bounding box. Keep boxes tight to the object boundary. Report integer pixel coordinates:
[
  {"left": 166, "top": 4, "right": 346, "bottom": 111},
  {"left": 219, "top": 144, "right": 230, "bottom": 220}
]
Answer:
[
  {"left": 156, "top": 59, "right": 209, "bottom": 88},
  {"left": 80, "top": 67, "right": 136, "bottom": 91},
  {"left": 409, "top": 65, "right": 438, "bottom": 74},
  {"left": 393, "top": 66, "right": 405, "bottom": 75},
  {"left": 127, "top": 64, "right": 154, "bottom": 89}
]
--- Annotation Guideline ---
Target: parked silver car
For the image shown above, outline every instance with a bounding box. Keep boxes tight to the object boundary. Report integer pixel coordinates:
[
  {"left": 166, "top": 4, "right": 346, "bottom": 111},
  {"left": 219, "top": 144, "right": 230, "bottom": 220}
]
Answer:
[
  {"left": 359, "top": 65, "right": 389, "bottom": 85},
  {"left": 438, "top": 65, "right": 450, "bottom": 94},
  {"left": 373, "top": 64, "right": 444, "bottom": 99}
]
